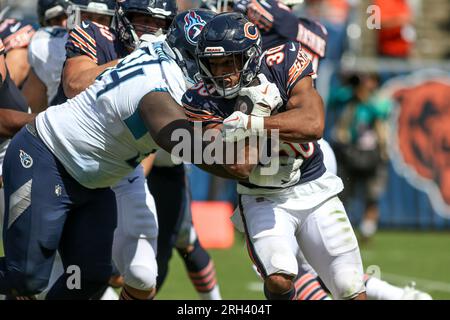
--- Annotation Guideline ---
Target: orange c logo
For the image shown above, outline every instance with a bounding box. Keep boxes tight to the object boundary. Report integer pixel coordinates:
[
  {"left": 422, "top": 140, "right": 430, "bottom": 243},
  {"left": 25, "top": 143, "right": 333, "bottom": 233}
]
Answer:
[{"left": 244, "top": 22, "right": 259, "bottom": 40}]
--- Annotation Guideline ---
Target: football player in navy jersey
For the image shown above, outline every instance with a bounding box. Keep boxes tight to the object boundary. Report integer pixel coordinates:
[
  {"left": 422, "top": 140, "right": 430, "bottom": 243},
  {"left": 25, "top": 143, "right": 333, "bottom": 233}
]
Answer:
[
  {"left": 178, "top": 12, "right": 367, "bottom": 300},
  {"left": 230, "top": 0, "right": 431, "bottom": 301},
  {"left": 233, "top": 0, "right": 327, "bottom": 67},
  {"left": 59, "top": 0, "right": 222, "bottom": 300}
]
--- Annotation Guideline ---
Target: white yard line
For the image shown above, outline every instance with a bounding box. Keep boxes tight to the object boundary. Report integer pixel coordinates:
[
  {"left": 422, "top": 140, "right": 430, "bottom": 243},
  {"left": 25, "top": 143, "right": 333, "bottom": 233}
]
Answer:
[
  {"left": 382, "top": 273, "right": 450, "bottom": 293},
  {"left": 247, "top": 282, "right": 263, "bottom": 292}
]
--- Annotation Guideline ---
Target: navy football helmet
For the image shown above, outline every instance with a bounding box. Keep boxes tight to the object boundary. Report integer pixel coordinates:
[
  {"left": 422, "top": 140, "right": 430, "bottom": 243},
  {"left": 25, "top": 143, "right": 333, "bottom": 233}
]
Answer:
[
  {"left": 196, "top": 12, "right": 263, "bottom": 98},
  {"left": 37, "top": 0, "right": 72, "bottom": 26},
  {"left": 114, "top": 0, "right": 177, "bottom": 51},
  {"left": 166, "top": 9, "right": 217, "bottom": 87}
]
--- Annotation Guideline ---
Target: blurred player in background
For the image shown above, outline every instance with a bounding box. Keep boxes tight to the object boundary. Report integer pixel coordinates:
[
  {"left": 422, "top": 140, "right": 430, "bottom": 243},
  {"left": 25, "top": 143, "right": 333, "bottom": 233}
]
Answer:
[
  {"left": 22, "top": 0, "right": 70, "bottom": 112},
  {"left": 0, "top": 7, "right": 36, "bottom": 87}
]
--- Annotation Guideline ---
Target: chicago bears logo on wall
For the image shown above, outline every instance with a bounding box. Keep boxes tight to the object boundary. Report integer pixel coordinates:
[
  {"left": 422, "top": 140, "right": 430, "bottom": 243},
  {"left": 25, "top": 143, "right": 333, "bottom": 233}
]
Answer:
[
  {"left": 384, "top": 70, "right": 450, "bottom": 217},
  {"left": 183, "top": 11, "right": 206, "bottom": 45}
]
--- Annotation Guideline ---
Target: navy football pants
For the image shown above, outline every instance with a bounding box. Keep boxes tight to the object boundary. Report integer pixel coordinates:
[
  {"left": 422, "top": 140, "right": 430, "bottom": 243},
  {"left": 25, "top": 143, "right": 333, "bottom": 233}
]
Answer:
[{"left": 0, "top": 126, "right": 116, "bottom": 298}]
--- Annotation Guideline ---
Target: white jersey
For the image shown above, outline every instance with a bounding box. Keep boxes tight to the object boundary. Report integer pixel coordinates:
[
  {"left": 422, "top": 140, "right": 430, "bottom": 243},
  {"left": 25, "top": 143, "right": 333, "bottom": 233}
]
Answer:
[
  {"left": 28, "top": 26, "right": 68, "bottom": 104},
  {"left": 36, "top": 40, "right": 186, "bottom": 189}
]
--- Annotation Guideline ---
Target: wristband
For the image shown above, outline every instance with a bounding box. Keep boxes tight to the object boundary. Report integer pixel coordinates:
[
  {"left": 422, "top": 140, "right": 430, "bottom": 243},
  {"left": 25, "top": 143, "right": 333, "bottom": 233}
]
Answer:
[{"left": 250, "top": 115, "right": 264, "bottom": 134}]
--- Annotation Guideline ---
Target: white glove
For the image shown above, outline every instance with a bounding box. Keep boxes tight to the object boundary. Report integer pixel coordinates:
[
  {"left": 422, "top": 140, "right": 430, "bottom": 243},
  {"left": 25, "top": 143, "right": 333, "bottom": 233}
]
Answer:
[
  {"left": 222, "top": 75, "right": 282, "bottom": 142},
  {"left": 222, "top": 111, "right": 265, "bottom": 142},
  {"left": 238, "top": 74, "right": 283, "bottom": 117},
  {"left": 249, "top": 156, "right": 303, "bottom": 187}
]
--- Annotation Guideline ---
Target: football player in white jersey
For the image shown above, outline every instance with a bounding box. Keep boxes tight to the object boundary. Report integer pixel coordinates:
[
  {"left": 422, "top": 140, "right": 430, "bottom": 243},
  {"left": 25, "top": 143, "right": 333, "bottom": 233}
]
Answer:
[
  {"left": 20, "top": 0, "right": 123, "bottom": 301},
  {"left": 0, "top": 8, "right": 202, "bottom": 298}
]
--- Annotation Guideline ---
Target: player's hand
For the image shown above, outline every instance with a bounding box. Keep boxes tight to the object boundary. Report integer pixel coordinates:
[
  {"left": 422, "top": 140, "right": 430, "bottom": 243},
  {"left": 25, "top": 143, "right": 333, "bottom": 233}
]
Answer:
[
  {"left": 222, "top": 111, "right": 252, "bottom": 142},
  {"left": 249, "top": 156, "right": 303, "bottom": 187},
  {"left": 238, "top": 74, "right": 283, "bottom": 117}
]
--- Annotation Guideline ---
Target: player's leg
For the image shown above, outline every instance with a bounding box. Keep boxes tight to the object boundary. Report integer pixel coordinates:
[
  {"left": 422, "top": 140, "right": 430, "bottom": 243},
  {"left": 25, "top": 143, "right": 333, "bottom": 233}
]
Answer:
[
  {"left": 46, "top": 187, "right": 117, "bottom": 299},
  {"left": 294, "top": 250, "right": 331, "bottom": 300},
  {"left": 148, "top": 164, "right": 185, "bottom": 290},
  {"left": 176, "top": 237, "right": 222, "bottom": 300},
  {"left": 363, "top": 274, "right": 432, "bottom": 300},
  {"left": 297, "top": 196, "right": 366, "bottom": 300},
  {"left": 239, "top": 195, "right": 299, "bottom": 300},
  {"left": 0, "top": 126, "right": 70, "bottom": 296},
  {"left": 359, "top": 166, "right": 387, "bottom": 241},
  {"left": 112, "top": 165, "right": 158, "bottom": 300},
  {"left": 174, "top": 182, "right": 221, "bottom": 300}
]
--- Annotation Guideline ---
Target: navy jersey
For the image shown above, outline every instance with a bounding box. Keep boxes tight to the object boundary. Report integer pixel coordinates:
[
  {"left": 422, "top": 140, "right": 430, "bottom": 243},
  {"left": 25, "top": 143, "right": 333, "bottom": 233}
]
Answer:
[
  {"left": 52, "top": 20, "right": 128, "bottom": 104},
  {"left": 0, "top": 18, "right": 36, "bottom": 53},
  {"left": 181, "top": 41, "right": 325, "bottom": 188},
  {"left": 234, "top": 0, "right": 327, "bottom": 71}
]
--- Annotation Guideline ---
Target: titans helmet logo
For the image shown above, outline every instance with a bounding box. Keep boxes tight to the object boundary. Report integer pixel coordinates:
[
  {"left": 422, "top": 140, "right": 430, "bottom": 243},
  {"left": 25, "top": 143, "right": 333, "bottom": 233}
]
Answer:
[{"left": 183, "top": 11, "right": 206, "bottom": 46}]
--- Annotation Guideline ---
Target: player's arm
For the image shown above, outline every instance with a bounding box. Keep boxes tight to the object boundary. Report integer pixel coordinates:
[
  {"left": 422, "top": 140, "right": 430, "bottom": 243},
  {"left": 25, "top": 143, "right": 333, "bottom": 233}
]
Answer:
[
  {"left": 0, "top": 109, "right": 36, "bottom": 138},
  {"left": 139, "top": 91, "right": 250, "bottom": 180},
  {"left": 5, "top": 47, "right": 30, "bottom": 87},
  {"left": 62, "top": 23, "right": 119, "bottom": 98},
  {"left": 262, "top": 75, "right": 324, "bottom": 143},
  {"left": 239, "top": 0, "right": 298, "bottom": 39},
  {"left": 224, "top": 46, "right": 324, "bottom": 144},
  {"left": 21, "top": 68, "right": 48, "bottom": 113},
  {"left": 62, "top": 55, "right": 119, "bottom": 98}
]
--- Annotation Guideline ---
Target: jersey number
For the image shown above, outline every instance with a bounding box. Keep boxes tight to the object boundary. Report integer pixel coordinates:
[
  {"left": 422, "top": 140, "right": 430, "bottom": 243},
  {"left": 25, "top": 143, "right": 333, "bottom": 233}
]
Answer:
[
  {"left": 265, "top": 45, "right": 285, "bottom": 66},
  {"left": 96, "top": 50, "right": 155, "bottom": 98}
]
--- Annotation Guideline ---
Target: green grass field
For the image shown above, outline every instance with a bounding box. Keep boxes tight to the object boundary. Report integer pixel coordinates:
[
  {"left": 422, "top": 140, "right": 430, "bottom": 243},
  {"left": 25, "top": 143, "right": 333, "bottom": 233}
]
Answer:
[
  {"left": 156, "top": 231, "right": 450, "bottom": 300},
  {"left": 1, "top": 231, "right": 449, "bottom": 299}
]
